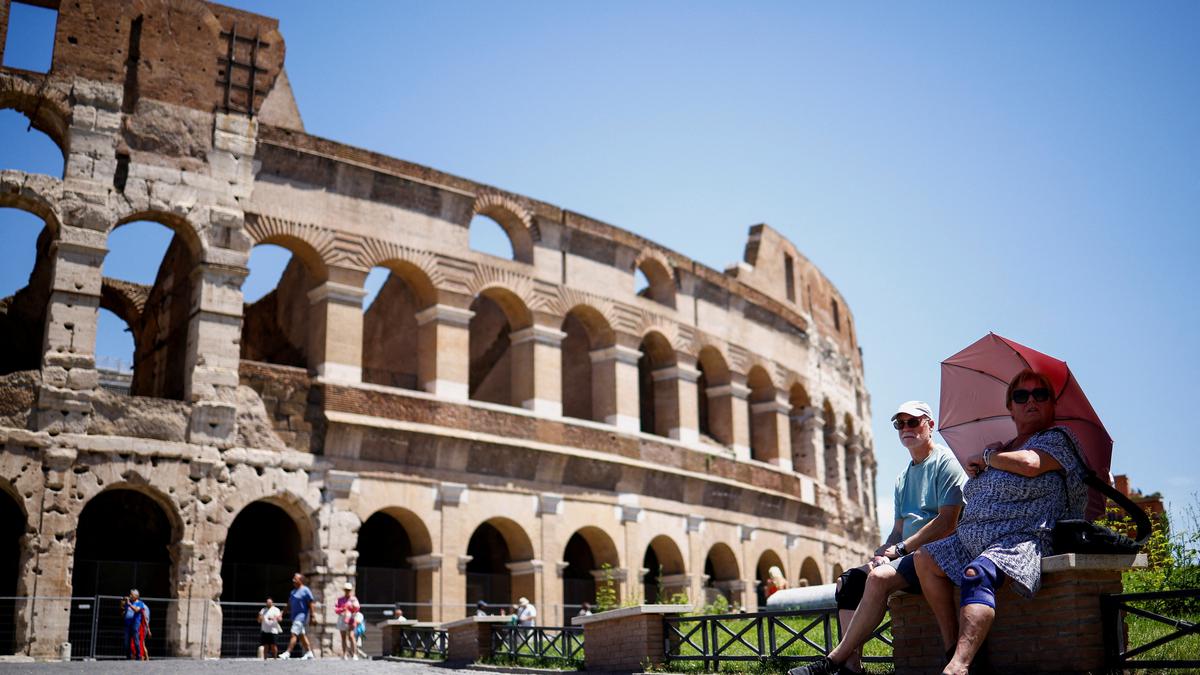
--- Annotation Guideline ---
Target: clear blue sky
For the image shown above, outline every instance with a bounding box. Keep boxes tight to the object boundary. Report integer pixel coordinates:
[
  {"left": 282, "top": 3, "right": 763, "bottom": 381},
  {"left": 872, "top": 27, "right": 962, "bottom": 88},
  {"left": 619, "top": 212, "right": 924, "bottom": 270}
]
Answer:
[{"left": 2, "top": 2, "right": 1198, "bottom": 535}]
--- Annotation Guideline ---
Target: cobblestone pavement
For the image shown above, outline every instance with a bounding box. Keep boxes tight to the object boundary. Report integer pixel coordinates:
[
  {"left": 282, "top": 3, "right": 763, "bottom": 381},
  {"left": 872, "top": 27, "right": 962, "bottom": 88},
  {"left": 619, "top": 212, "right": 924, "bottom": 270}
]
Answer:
[{"left": 0, "top": 657, "right": 483, "bottom": 675}]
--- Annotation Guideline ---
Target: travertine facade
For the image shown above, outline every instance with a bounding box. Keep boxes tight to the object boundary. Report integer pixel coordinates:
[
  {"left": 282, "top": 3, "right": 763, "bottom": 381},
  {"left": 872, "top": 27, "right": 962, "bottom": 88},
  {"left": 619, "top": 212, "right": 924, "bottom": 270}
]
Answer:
[{"left": 0, "top": 0, "right": 877, "bottom": 658}]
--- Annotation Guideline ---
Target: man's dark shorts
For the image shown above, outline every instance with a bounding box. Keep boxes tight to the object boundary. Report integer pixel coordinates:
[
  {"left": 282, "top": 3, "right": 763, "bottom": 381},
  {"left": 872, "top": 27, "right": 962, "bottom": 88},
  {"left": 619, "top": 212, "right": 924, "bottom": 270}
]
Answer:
[{"left": 837, "top": 554, "right": 922, "bottom": 610}]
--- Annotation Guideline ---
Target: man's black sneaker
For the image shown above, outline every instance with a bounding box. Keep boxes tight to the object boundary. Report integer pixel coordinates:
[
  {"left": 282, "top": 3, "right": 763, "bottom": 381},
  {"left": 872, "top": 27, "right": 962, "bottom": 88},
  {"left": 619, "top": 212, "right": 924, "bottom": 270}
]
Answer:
[{"left": 787, "top": 658, "right": 842, "bottom": 675}]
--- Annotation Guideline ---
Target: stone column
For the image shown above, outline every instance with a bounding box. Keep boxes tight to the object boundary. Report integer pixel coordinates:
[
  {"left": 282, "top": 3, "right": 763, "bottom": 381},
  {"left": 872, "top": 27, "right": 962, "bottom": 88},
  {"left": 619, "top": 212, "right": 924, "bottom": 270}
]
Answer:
[
  {"left": 307, "top": 281, "right": 367, "bottom": 383},
  {"left": 685, "top": 515, "right": 705, "bottom": 605},
  {"left": 589, "top": 344, "right": 641, "bottom": 432},
  {"left": 408, "top": 554, "right": 443, "bottom": 622},
  {"left": 750, "top": 395, "right": 793, "bottom": 470},
  {"left": 509, "top": 324, "right": 566, "bottom": 416},
  {"left": 416, "top": 305, "right": 473, "bottom": 400},
  {"left": 25, "top": 447, "right": 79, "bottom": 659},
  {"left": 36, "top": 227, "right": 106, "bottom": 433},
  {"left": 649, "top": 361, "right": 700, "bottom": 443},
  {"left": 825, "top": 426, "right": 847, "bottom": 495},
  {"left": 727, "top": 378, "right": 753, "bottom": 461},
  {"left": 438, "top": 482, "right": 470, "bottom": 622},
  {"left": 185, "top": 261, "right": 246, "bottom": 448},
  {"left": 847, "top": 436, "right": 864, "bottom": 507},
  {"left": 790, "top": 406, "right": 826, "bottom": 479}
]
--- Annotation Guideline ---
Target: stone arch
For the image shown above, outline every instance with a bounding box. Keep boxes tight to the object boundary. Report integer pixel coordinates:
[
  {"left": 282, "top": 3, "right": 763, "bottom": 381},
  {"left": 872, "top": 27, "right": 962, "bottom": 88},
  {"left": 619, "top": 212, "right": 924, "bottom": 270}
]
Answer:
[
  {"left": 703, "top": 542, "right": 741, "bottom": 605},
  {"left": 469, "top": 286, "right": 533, "bottom": 405},
  {"left": 561, "top": 526, "right": 620, "bottom": 613},
  {"left": 799, "top": 558, "right": 822, "bottom": 586},
  {"left": 754, "top": 549, "right": 785, "bottom": 606},
  {"left": 561, "top": 304, "right": 615, "bottom": 422},
  {"left": 643, "top": 533, "right": 687, "bottom": 603},
  {"left": 472, "top": 192, "right": 535, "bottom": 264},
  {"left": 0, "top": 206, "right": 55, "bottom": 376},
  {"left": 465, "top": 516, "right": 537, "bottom": 608},
  {"left": 696, "top": 344, "right": 732, "bottom": 446},
  {"left": 633, "top": 252, "right": 675, "bottom": 308},
  {"left": 638, "top": 330, "right": 677, "bottom": 437},
  {"left": 363, "top": 260, "right": 439, "bottom": 390},
  {"left": 746, "top": 365, "right": 779, "bottom": 463},
  {"left": 220, "top": 498, "right": 314, "bottom": 605},
  {"left": 0, "top": 175, "right": 62, "bottom": 238},
  {"left": 832, "top": 563, "right": 845, "bottom": 581},
  {"left": 113, "top": 211, "right": 206, "bottom": 265},
  {"left": 356, "top": 507, "right": 433, "bottom": 617},
  {"left": 243, "top": 215, "right": 333, "bottom": 284},
  {"left": 0, "top": 74, "right": 71, "bottom": 161}
]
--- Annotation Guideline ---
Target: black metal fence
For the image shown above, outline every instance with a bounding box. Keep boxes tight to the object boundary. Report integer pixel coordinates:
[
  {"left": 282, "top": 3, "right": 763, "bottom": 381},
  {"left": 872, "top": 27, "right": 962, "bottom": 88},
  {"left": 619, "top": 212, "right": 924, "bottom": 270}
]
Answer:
[
  {"left": 1101, "top": 587, "right": 1200, "bottom": 672},
  {"left": 664, "top": 608, "right": 892, "bottom": 670},
  {"left": 490, "top": 625, "right": 585, "bottom": 663},
  {"left": 391, "top": 626, "right": 448, "bottom": 659}
]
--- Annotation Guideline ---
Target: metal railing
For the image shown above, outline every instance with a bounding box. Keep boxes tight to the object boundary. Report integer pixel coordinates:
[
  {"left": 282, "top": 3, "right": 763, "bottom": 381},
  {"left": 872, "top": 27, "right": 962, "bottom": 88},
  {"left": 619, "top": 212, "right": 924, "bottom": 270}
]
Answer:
[
  {"left": 664, "top": 608, "right": 892, "bottom": 670},
  {"left": 490, "top": 625, "right": 585, "bottom": 663},
  {"left": 391, "top": 626, "right": 448, "bottom": 659},
  {"left": 1101, "top": 588, "right": 1200, "bottom": 672}
]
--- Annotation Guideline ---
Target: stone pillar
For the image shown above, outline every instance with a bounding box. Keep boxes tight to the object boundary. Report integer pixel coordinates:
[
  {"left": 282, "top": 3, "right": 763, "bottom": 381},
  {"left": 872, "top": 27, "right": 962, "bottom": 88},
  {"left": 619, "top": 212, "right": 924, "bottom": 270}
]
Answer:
[
  {"left": 729, "top": 378, "right": 753, "bottom": 460},
  {"left": 685, "top": 515, "right": 705, "bottom": 605},
  {"left": 307, "top": 281, "right": 367, "bottom": 383},
  {"left": 444, "top": 615, "right": 510, "bottom": 663},
  {"left": 847, "top": 436, "right": 864, "bottom": 507},
  {"left": 648, "top": 361, "right": 700, "bottom": 442},
  {"left": 25, "top": 447, "right": 79, "bottom": 659},
  {"left": 790, "top": 406, "right": 826, "bottom": 479},
  {"left": 590, "top": 344, "right": 641, "bottom": 432},
  {"left": 506, "top": 560, "right": 544, "bottom": 608},
  {"left": 825, "top": 426, "right": 847, "bottom": 495},
  {"left": 750, "top": 395, "right": 793, "bottom": 470},
  {"left": 416, "top": 305, "right": 473, "bottom": 400},
  {"left": 185, "top": 261, "right": 246, "bottom": 448},
  {"left": 408, "top": 554, "right": 443, "bottom": 623},
  {"left": 437, "top": 482, "right": 469, "bottom": 623},
  {"left": 510, "top": 324, "right": 566, "bottom": 416},
  {"left": 36, "top": 227, "right": 105, "bottom": 434}
]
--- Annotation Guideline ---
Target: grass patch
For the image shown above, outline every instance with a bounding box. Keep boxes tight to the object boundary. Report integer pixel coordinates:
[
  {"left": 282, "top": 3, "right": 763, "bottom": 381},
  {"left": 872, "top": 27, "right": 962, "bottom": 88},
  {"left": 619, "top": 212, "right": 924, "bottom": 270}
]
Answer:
[{"left": 480, "top": 653, "right": 584, "bottom": 670}]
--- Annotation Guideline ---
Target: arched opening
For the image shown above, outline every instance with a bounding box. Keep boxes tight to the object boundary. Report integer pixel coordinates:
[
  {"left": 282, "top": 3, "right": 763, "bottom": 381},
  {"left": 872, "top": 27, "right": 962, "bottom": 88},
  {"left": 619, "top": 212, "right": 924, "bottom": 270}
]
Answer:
[
  {"left": 638, "top": 331, "right": 676, "bottom": 437},
  {"left": 696, "top": 347, "right": 732, "bottom": 446},
  {"left": 363, "top": 262, "right": 435, "bottom": 389},
  {"left": 102, "top": 219, "right": 199, "bottom": 400},
  {"left": 0, "top": 107, "right": 63, "bottom": 176},
  {"left": 220, "top": 501, "right": 304, "bottom": 657},
  {"left": 747, "top": 366, "right": 778, "bottom": 462},
  {"left": 356, "top": 512, "right": 415, "bottom": 609},
  {"left": 562, "top": 527, "right": 619, "bottom": 616},
  {"left": 70, "top": 489, "right": 176, "bottom": 659},
  {"left": 466, "top": 523, "right": 510, "bottom": 608},
  {"left": 634, "top": 258, "right": 674, "bottom": 308},
  {"left": 469, "top": 213, "right": 515, "bottom": 260},
  {"left": 823, "top": 400, "right": 839, "bottom": 489},
  {"left": 754, "top": 550, "right": 785, "bottom": 608},
  {"left": 799, "top": 558, "right": 822, "bottom": 587},
  {"left": 560, "top": 306, "right": 614, "bottom": 422},
  {"left": 789, "top": 384, "right": 816, "bottom": 476},
  {"left": 0, "top": 486, "right": 25, "bottom": 655},
  {"left": 240, "top": 243, "right": 324, "bottom": 370},
  {"left": 0, "top": 207, "right": 52, "bottom": 377},
  {"left": 644, "top": 535, "right": 686, "bottom": 604},
  {"left": 832, "top": 564, "right": 845, "bottom": 580},
  {"left": 468, "top": 288, "right": 531, "bottom": 406},
  {"left": 703, "top": 543, "right": 740, "bottom": 607}
]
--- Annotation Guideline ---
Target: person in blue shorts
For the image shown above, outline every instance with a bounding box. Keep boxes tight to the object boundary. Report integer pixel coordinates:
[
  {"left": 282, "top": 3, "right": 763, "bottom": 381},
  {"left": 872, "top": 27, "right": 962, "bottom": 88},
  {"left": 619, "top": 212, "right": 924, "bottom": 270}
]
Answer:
[{"left": 279, "top": 573, "right": 314, "bottom": 659}]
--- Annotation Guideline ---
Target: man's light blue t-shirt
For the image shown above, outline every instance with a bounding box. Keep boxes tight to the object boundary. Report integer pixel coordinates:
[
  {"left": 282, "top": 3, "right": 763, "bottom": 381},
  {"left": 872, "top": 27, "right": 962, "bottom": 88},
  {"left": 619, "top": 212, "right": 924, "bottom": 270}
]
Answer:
[
  {"left": 289, "top": 585, "right": 313, "bottom": 622},
  {"left": 894, "top": 444, "right": 968, "bottom": 541}
]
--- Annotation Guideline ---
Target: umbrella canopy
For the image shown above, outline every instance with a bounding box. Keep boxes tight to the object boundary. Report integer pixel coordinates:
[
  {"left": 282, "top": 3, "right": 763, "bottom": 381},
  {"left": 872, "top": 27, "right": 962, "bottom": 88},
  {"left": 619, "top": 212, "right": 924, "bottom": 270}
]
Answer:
[{"left": 939, "top": 333, "right": 1112, "bottom": 519}]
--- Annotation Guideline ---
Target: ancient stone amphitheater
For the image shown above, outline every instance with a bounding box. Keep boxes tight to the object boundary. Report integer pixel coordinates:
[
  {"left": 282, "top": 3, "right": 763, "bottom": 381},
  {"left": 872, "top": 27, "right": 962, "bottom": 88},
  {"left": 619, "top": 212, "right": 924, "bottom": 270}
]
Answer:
[{"left": 0, "top": 0, "right": 876, "bottom": 658}]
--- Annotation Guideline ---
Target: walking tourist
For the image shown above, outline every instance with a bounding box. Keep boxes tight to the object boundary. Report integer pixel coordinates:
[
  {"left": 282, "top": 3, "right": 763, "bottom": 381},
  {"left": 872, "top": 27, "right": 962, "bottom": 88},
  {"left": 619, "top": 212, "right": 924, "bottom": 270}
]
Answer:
[
  {"left": 257, "top": 596, "right": 282, "bottom": 659},
  {"left": 335, "top": 582, "right": 362, "bottom": 659},
  {"left": 913, "top": 369, "right": 1087, "bottom": 675},
  {"left": 515, "top": 597, "right": 537, "bottom": 627},
  {"left": 791, "top": 400, "right": 967, "bottom": 675},
  {"left": 120, "top": 589, "right": 148, "bottom": 660},
  {"left": 279, "top": 572, "right": 315, "bottom": 659}
]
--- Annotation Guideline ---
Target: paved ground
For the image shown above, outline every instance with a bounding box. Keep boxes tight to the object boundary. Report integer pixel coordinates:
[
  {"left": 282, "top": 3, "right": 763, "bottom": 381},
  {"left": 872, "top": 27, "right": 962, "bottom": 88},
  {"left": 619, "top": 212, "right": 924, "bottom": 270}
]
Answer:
[{"left": 0, "top": 658, "right": 481, "bottom": 675}]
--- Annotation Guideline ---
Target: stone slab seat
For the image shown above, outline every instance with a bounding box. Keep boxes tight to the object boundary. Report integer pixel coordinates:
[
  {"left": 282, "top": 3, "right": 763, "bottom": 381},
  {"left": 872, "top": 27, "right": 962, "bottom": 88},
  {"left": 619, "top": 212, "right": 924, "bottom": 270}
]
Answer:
[{"left": 889, "top": 552, "right": 1147, "bottom": 675}]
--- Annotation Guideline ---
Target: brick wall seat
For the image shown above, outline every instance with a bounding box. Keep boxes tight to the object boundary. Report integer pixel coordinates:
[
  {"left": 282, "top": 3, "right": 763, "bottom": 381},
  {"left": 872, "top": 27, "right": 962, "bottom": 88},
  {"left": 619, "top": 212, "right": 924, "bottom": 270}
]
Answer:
[
  {"left": 571, "top": 604, "right": 693, "bottom": 672},
  {"left": 442, "top": 615, "right": 511, "bottom": 663},
  {"left": 889, "top": 553, "right": 1146, "bottom": 675}
]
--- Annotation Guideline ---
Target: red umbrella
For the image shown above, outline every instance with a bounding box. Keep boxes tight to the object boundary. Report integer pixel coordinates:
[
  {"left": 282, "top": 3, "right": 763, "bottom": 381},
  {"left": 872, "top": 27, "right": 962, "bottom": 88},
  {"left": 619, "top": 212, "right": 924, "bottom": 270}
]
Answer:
[{"left": 939, "top": 333, "right": 1112, "bottom": 519}]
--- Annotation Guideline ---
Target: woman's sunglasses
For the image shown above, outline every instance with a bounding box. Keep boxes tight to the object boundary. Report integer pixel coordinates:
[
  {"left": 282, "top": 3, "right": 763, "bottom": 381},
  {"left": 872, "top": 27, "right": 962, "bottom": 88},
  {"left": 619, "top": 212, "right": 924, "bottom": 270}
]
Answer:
[
  {"left": 892, "top": 417, "right": 924, "bottom": 430},
  {"left": 1011, "top": 387, "right": 1052, "bottom": 404}
]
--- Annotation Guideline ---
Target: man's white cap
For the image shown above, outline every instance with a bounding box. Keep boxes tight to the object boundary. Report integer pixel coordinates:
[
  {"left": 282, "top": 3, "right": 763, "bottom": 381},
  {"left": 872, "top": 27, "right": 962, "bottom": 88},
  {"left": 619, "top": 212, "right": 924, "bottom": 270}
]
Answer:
[{"left": 891, "top": 400, "right": 934, "bottom": 422}]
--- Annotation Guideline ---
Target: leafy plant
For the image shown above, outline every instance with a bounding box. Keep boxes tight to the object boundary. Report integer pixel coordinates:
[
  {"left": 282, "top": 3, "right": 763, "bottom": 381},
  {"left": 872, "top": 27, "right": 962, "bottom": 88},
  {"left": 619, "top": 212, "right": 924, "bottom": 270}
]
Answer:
[{"left": 595, "top": 562, "right": 618, "bottom": 612}]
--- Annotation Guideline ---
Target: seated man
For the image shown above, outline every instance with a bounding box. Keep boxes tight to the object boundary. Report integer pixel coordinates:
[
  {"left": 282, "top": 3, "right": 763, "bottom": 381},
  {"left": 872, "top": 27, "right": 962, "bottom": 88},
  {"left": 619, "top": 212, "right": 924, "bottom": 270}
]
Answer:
[{"left": 792, "top": 401, "right": 966, "bottom": 675}]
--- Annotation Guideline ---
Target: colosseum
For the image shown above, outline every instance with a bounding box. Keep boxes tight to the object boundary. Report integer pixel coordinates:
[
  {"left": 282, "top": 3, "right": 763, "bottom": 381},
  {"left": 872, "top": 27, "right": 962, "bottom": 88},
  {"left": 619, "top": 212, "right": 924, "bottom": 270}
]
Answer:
[{"left": 0, "top": 0, "right": 877, "bottom": 659}]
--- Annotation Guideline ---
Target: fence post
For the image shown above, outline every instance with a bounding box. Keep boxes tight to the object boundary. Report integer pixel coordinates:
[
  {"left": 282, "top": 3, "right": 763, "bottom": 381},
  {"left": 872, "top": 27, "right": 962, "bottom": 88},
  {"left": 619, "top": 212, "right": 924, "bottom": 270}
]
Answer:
[
  {"left": 1099, "top": 593, "right": 1120, "bottom": 675},
  {"left": 89, "top": 596, "right": 100, "bottom": 659}
]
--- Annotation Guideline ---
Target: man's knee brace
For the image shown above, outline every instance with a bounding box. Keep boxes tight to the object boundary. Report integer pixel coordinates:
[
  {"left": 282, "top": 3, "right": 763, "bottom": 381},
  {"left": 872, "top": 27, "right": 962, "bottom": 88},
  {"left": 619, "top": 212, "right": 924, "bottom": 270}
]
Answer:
[
  {"left": 836, "top": 567, "right": 868, "bottom": 611},
  {"left": 960, "top": 557, "right": 1003, "bottom": 608}
]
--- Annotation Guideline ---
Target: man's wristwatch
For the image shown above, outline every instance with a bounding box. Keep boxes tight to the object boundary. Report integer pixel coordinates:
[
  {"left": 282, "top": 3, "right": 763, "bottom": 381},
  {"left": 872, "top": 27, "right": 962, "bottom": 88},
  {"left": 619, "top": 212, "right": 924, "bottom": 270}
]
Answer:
[{"left": 895, "top": 541, "right": 908, "bottom": 556}]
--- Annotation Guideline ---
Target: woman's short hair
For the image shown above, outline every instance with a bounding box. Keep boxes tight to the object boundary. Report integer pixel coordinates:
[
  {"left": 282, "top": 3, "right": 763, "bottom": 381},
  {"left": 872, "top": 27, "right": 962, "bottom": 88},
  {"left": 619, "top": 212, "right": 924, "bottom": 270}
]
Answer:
[{"left": 1005, "top": 368, "right": 1055, "bottom": 407}]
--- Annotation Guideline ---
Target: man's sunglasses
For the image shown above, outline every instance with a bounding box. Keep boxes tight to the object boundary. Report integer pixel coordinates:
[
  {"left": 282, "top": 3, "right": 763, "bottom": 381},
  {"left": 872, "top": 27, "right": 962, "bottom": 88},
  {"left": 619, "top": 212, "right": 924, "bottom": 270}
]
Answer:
[
  {"left": 892, "top": 417, "right": 924, "bottom": 430},
  {"left": 1011, "top": 387, "right": 1052, "bottom": 404}
]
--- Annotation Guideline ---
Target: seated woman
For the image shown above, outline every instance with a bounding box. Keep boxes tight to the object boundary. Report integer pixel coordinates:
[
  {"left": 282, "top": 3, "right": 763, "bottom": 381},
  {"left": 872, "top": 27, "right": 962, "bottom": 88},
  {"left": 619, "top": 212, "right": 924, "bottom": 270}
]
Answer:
[{"left": 913, "top": 368, "right": 1088, "bottom": 675}]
